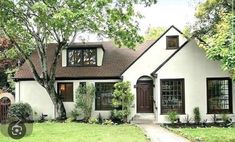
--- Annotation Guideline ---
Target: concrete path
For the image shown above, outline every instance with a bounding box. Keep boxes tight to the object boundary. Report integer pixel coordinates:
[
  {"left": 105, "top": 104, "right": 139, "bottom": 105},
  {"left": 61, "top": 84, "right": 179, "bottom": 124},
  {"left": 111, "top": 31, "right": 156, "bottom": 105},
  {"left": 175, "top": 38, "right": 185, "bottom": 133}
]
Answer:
[{"left": 138, "top": 124, "right": 190, "bottom": 142}]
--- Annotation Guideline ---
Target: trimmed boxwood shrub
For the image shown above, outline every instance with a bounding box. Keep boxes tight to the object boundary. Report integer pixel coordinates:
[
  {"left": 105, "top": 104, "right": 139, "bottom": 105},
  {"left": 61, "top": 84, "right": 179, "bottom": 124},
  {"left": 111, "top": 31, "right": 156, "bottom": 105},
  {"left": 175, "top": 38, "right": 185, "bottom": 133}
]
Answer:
[{"left": 8, "top": 102, "right": 33, "bottom": 122}]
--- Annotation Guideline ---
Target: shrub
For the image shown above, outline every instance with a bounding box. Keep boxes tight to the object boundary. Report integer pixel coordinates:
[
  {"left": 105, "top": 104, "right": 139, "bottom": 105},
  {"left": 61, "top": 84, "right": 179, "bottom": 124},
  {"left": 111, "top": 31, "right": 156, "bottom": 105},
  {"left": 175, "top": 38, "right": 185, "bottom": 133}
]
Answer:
[
  {"left": 193, "top": 107, "right": 201, "bottom": 124},
  {"left": 166, "top": 111, "right": 179, "bottom": 124},
  {"left": 65, "top": 117, "right": 74, "bottom": 123},
  {"left": 8, "top": 102, "right": 33, "bottom": 122},
  {"left": 102, "top": 119, "right": 114, "bottom": 125},
  {"left": 111, "top": 81, "right": 134, "bottom": 123},
  {"left": 221, "top": 113, "right": 229, "bottom": 123},
  {"left": 88, "top": 118, "right": 99, "bottom": 124},
  {"left": 72, "top": 83, "right": 95, "bottom": 122},
  {"left": 70, "top": 109, "right": 81, "bottom": 121}
]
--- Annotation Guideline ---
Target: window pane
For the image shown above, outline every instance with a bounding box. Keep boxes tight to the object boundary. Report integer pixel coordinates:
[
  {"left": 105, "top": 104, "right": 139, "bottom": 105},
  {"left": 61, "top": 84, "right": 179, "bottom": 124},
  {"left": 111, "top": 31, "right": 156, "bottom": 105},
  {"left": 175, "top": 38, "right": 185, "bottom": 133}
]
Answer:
[
  {"left": 74, "top": 50, "right": 82, "bottom": 65},
  {"left": 207, "top": 78, "right": 232, "bottom": 113},
  {"left": 68, "top": 50, "right": 75, "bottom": 65},
  {"left": 83, "top": 49, "right": 96, "bottom": 65},
  {"left": 95, "top": 83, "right": 115, "bottom": 110},
  {"left": 58, "top": 83, "right": 73, "bottom": 102},
  {"left": 67, "top": 49, "right": 97, "bottom": 66},
  {"left": 166, "top": 36, "right": 179, "bottom": 49},
  {"left": 161, "top": 79, "right": 184, "bottom": 114}
]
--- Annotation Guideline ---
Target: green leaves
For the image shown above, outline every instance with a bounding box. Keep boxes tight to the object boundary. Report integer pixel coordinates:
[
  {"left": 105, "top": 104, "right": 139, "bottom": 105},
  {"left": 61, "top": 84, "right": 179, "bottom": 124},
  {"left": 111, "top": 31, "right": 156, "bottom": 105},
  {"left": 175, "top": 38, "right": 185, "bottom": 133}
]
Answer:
[
  {"left": 112, "top": 81, "right": 134, "bottom": 122},
  {"left": 194, "top": 0, "right": 235, "bottom": 80}
]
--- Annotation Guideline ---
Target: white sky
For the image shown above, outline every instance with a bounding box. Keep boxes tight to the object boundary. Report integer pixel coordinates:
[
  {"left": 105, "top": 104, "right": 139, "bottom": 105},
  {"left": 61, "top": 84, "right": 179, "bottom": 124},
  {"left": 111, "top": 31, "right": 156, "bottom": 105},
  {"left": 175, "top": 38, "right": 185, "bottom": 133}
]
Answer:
[
  {"left": 76, "top": 0, "right": 202, "bottom": 42},
  {"left": 136, "top": 0, "right": 202, "bottom": 34}
]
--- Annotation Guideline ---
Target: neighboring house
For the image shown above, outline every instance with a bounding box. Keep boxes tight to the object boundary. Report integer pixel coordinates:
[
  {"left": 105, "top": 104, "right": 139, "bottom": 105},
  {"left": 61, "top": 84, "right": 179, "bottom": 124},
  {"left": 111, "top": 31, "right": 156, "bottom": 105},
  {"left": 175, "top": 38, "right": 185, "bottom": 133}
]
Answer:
[{"left": 14, "top": 26, "right": 235, "bottom": 123}]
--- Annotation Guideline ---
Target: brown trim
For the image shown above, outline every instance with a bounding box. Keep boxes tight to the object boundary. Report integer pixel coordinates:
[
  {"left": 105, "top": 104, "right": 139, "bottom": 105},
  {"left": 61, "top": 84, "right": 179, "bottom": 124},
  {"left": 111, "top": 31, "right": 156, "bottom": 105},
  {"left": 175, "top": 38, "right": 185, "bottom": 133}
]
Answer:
[
  {"left": 13, "top": 76, "right": 122, "bottom": 81},
  {"left": 206, "top": 77, "right": 233, "bottom": 114},
  {"left": 151, "top": 40, "right": 190, "bottom": 76},
  {"left": 160, "top": 78, "right": 185, "bottom": 115},
  {"left": 68, "top": 44, "right": 104, "bottom": 51},
  {"left": 166, "top": 35, "right": 179, "bottom": 49},
  {"left": 120, "top": 25, "right": 188, "bottom": 76},
  {"left": 57, "top": 82, "right": 74, "bottom": 102},
  {"left": 67, "top": 48, "right": 98, "bottom": 67}
]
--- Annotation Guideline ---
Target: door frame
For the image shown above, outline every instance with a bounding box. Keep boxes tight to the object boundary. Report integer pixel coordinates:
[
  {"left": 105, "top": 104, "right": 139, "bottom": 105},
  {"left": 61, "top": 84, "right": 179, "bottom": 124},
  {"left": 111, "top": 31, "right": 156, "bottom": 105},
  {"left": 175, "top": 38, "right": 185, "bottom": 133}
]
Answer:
[{"left": 136, "top": 80, "right": 154, "bottom": 113}]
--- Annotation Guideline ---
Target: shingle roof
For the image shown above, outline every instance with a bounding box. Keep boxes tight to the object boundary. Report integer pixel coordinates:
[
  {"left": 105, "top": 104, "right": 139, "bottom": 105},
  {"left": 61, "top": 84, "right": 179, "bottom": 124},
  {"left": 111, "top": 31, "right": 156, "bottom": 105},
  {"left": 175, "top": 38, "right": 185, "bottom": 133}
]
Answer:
[{"left": 14, "top": 40, "right": 155, "bottom": 80}]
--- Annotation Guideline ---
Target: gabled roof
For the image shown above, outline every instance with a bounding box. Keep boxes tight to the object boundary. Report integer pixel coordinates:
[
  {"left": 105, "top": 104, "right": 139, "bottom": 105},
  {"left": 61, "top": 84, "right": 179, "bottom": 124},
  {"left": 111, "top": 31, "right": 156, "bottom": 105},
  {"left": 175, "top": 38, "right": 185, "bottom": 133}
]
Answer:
[
  {"left": 151, "top": 36, "right": 206, "bottom": 75},
  {"left": 14, "top": 40, "right": 155, "bottom": 80},
  {"left": 14, "top": 25, "right": 188, "bottom": 81},
  {"left": 120, "top": 25, "right": 188, "bottom": 75},
  {"left": 151, "top": 39, "right": 190, "bottom": 76}
]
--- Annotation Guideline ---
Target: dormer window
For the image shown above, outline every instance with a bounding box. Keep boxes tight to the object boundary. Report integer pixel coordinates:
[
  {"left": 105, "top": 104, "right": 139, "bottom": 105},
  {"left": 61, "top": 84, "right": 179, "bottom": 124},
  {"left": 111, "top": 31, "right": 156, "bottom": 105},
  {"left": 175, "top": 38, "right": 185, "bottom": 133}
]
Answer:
[
  {"left": 67, "top": 48, "right": 97, "bottom": 66},
  {"left": 166, "top": 35, "right": 179, "bottom": 49}
]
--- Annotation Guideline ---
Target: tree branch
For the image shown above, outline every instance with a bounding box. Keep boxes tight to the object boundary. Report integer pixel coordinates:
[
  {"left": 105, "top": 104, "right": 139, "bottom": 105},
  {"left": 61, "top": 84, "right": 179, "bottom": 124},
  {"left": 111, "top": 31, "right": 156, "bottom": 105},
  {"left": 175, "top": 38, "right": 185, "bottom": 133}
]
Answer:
[{"left": 1, "top": 27, "right": 43, "bottom": 85}]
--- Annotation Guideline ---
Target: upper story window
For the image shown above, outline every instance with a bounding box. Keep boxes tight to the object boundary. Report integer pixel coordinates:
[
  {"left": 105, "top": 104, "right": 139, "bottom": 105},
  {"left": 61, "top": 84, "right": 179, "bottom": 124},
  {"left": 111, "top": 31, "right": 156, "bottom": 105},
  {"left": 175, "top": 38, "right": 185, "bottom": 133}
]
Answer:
[
  {"left": 166, "top": 35, "right": 179, "bottom": 49},
  {"left": 67, "top": 48, "right": 97, "bottom": 66}
]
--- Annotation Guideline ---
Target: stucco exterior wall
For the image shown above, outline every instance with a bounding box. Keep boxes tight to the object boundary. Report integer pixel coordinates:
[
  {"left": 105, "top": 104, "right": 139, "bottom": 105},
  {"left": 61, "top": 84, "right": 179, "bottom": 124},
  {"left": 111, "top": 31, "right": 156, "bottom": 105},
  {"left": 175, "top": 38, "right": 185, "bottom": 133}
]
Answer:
[
  {"left": 97, "top": 48, "right": 104, "bottom": 66},
  {"left": 122, "top": 27, "right": 187, "bottom": 119},
  {"left": 62, "top": 49, "right": 67, "bottom": 67},
  {"left": 15, "top": 81, "right": 55, "bottom": 119},
  {"left": 156, "top": 39, "right": 235, "bottom": 123},
  {"left": 15, "top": 79, "right": 120, "bottom": 119}
]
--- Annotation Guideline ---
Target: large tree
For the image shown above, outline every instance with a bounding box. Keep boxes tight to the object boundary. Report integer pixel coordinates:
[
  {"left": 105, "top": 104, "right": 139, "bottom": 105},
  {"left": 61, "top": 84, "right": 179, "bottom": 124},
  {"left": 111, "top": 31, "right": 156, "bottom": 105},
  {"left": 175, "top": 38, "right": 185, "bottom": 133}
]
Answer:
[
  {"left": 193, "top": 0, "right": 234, "bottom": 79},
  {"left": 144, "top": 26, "right": 166, "bottom": 41},
  {"left": 0, "top": 0, "right": 157, "bottom": 119}
]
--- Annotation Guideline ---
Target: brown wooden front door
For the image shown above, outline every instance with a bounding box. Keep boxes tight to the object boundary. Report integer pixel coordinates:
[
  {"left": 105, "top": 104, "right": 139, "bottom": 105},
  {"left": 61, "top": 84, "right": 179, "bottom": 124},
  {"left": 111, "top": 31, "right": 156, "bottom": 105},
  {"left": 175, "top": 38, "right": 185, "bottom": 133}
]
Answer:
[{"left": 137, "top": 81, "right": 153, "bottom": 113}]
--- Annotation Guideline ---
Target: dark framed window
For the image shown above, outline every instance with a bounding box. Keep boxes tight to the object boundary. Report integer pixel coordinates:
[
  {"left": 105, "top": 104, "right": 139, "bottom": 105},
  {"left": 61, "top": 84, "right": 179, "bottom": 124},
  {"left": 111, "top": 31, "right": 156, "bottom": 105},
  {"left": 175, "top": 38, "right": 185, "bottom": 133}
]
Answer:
[
  {"left": 57, "top": 83, "right": 73, "bottom": 102},
  {"left": 95, "top": 82, "right": 116, "bottom": 110},
  {"left": 207, "top": 78, "right": 233, "bottom": 114},
  {"left": 67, "top": 48, "right": 97, "bottom": 66},
  {"left": 80, "top": 82, "right": 86, "bottom": 88},
  {"left": 166, "top": 35, "right": 179, "bottom": 49},
  {"left": 160, "top": 79, "right": 185, "bottom": 114}
]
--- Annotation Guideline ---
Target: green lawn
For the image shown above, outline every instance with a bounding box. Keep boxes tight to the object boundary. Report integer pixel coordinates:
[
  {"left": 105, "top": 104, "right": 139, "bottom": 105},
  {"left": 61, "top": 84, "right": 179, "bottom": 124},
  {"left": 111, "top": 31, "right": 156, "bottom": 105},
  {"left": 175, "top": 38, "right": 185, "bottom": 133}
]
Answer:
[
  {"left": 0, "top": 123, "right": 149, "bottom": 142},
  {"left": 170, "top": 126, "right": 235, "bottom": 142}
]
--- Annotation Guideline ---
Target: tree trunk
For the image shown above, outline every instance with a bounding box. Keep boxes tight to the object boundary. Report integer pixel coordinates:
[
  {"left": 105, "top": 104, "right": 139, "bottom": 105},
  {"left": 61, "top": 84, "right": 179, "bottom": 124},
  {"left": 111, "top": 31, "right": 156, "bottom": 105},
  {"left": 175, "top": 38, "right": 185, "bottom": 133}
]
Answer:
[{"left": 45, "top": 85, "right": 67, "bottom": 120}]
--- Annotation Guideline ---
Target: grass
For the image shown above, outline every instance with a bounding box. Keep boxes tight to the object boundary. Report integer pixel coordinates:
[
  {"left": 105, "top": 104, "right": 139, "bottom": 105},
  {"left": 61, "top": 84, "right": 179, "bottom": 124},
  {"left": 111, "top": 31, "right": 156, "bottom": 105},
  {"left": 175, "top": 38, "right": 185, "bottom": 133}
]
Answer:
[
  {"left": 0, "top": 122, "right": 149, "bottom": 142},
  {"left": 170, "top": 126, "right": 235, "bottom": 142}
]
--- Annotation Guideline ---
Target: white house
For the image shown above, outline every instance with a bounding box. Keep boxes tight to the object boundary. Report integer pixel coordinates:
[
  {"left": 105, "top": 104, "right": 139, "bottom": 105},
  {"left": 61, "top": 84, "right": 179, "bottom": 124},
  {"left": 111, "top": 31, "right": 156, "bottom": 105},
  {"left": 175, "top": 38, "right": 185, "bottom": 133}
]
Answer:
[{"left": 14, "top": 26, "right": 235, "bottom": 123}]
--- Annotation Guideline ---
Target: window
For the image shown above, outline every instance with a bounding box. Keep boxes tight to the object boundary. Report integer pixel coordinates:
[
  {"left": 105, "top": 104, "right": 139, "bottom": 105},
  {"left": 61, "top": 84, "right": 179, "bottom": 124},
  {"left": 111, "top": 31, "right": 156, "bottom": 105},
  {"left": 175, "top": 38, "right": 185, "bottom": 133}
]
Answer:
[
  {"left": 160, "top": 79, "right": 185, "bottom": 114},
  {"left": 80, "top": 82, "right": 86, "bottom": 88},
  {"left": 95, "top": 82, "right": 116, "bottom": 110},
  {"left": 58, "top": 83, "right": 73, "bottom": 102},
  {"left": 67, "top": 48, "right": 97, "bottom": 66},
  {"left": 207, "top": 78, "right": 232, "bottom": 114},
  {"left": 166, "top": 36, "right": 179, "bottom": 49}
]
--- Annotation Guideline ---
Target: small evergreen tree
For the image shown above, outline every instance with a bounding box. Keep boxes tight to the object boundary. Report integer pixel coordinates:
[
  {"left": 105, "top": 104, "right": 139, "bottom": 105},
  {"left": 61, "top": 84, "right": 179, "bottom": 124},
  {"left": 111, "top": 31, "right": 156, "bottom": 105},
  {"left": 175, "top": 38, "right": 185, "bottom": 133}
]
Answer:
[
  {"left": 193, "top": 107, "right": 201, "bottom": 124},
  {"left": 73, "top": 83, "right": 95, "bottom": 122},
  {"left": 112, "top": 81, "right": 134, "bottom": 123}
]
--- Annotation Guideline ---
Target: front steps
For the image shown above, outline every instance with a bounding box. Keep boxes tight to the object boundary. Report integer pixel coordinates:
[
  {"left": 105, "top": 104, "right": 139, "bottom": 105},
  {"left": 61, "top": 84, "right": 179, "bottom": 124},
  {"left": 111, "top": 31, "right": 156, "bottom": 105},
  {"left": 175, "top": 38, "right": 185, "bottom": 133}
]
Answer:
[{"left": 131, "top": 113, "right": 156, "bottom": 124}]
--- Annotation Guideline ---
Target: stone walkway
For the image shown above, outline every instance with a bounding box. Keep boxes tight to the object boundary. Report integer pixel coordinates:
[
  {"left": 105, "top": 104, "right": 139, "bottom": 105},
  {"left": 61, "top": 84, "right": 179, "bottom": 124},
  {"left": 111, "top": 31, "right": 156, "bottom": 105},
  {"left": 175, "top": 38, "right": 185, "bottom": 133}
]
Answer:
[{"left": 138, "top": 124, "right": 190, "bottom": 142}]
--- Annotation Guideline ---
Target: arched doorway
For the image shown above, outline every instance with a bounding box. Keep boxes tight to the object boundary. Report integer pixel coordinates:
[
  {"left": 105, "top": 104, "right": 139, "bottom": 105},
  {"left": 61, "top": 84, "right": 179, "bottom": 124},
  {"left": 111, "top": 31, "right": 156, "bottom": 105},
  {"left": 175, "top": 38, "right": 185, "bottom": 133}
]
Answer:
[
  {"left": 0, "top": 97, "right": 11, "bottom": 122},
  {"left": 136, "top": 76, "right": 153, "bottom": 113}
]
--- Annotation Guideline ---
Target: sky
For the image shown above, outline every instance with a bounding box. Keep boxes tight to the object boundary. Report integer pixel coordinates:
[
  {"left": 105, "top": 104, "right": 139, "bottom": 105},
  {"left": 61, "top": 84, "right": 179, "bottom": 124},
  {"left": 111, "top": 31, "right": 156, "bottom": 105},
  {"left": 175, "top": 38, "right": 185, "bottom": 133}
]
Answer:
[
  {"left": 76, "top": 0, "right": 202, "bottom": 41},
  {"left": 135, "top": 0, "right": 201, "bottom": 34}
]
